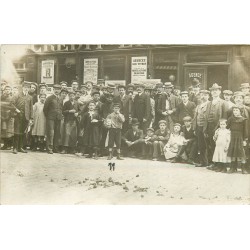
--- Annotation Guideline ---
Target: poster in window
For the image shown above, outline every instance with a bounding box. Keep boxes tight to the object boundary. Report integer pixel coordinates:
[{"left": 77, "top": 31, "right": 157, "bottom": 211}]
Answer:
[
  {"left": 83, "top": 58, "right": 98, "bottom": 85},
  {"left": 131, "top": 56, "right": 147, "bottom": 83},
  {"left": 41, "top": 60, "right": 54, "bottom": 85}
]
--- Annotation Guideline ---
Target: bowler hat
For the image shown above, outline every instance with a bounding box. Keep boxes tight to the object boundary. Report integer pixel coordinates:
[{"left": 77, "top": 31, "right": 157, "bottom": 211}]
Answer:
[
  {"left": 91, "top": 90, "right": 100, "bottom": 96},
  {"left": 68, "top": 90, "right": 76, "bottom": 95},
  {"left": 117, "top": 85, "right": 126, "bottom": 90},
  {"left": 135, "top": 83, "right": 145, "bottom": 89},
  {"left": 22, "top": 81, "right": 31, "bottom": 87},
  {"left": 131, "top": 118, "right": 140, "bottom": 125},
  {"left": 127, "top": 83, "right": 135, "bottom": 89},
  {"left": 60, "top": 81, "right": 68, "bottom": 86},
  {"left": 164, "top": 82, "right": 174, "bottom": 88},
  {"left": 209, "top": 83, "right": 222, "bottom": 91},
  {"left": 107, "top": 83, "right": 116, "bottom": 89}
]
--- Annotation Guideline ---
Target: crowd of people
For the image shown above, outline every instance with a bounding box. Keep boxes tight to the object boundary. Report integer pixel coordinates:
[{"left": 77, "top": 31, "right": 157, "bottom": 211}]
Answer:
[{"left": 1, "top": 78, "right": 250, "bottom": 174}]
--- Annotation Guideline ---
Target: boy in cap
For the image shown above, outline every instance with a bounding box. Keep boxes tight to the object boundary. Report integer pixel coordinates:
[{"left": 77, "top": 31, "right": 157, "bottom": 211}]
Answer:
[
  {"left": 43, "top": 84, "right": 63, "bottom": 154},
  {"left": 223, "top": 90, "right": 234, "bottom": 109},
  {"left": 175, "top": 91, "right": 196, "bottom": 124},
  {"left": 12, "top": 81, "right": 33, "bottom": 154},
  {"left": 122, "top": 118, "right": 144, "bottom": 158},
  {"left": 152, "top": 120, "right": 171, "bottom": 161},
  {"left": 106, "top": 103, "right": 125, "bottom": 160},
  {"left": 171, "top": 116, "right": 197, "bottom": 164},
  {"left": 141, "top": 127, "right": 155, "bottom": 159},
  {"left": 193, "top": 90, "right": 210, "bottom": 167}
]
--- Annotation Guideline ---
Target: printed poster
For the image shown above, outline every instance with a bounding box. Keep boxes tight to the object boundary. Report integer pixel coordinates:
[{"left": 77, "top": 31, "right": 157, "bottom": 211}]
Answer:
[
  {"left": 83, "top": 58, "right": 98, "bottom": 85},
  {"left": 131, "top": 56, "right": 147, "bottom": 83},
  {"left": 41, "top": 60, "right": 54, "bottom": 85}
]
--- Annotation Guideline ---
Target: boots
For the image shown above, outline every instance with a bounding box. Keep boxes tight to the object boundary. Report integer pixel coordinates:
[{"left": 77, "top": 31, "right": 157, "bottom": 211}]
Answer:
[
  {"left": 215, "top": 163, "right": 224, "bottom": 172},
  {"left": 241, "top": 163, "right": 248, "bottom": 174},
  {"left": 107, "top": 151, "right": 113, "bottom": 160},
  {"left": 220, "top": 163, "right": 228, "bottom": 173},
  {"left": 93, "top": 149, "right": 98, "bottom": 160},
  {"left": 117, "top": 153, "right": 124, "bottom": 160},
  {"left": 228, "top": 161, "right": 237, "bottom": 174}
]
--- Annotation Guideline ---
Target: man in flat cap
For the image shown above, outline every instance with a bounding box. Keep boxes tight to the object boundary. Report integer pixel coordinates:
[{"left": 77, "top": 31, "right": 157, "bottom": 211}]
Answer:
[
  {"left": 114, "top": 85, "right": 134, "bottom": 133},
  {"left": 175, "top": 91, "right": 196, "bottom": 124},
  {"left": 133, "top": 84, "right": 151, "bottom": 133},
  {"left": 193, "top": 90, "right": 210, "bottom": 167},
  {"left": 43, "top": 83, "right": 63, "bottom": 154},
  {"left": 11, "top": 81, "right": 33, "bottom": 154},
  {"left": 157, "top": 82, "right": 179, "bottom": 132},
  {"left": 205, "top": 83, "right": 229, "bottom": 169},
  {"left": 240, "top": 82, "right": 250, "bottom": 95}
]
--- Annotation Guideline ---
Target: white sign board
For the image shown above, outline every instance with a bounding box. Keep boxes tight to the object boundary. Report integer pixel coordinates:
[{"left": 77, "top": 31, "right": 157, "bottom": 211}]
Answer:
[
  {"left": 83, "top": 58, "right": 98, "bottom": 85},
  {"left": 131, "top": 56, "right": 147, "bottom": 83},
  {"left": 41, "top": 60, "right": 54, "bottom": 85}
]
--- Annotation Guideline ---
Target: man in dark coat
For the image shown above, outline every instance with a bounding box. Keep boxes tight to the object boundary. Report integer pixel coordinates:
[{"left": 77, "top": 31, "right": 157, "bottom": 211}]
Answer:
[
  {"left": 122, "top": 118, "right": 144, "bottom": 157},
  {"left": 11, "top": 81, "right": 33, "bottom": 154},
  {"left": 189, "top": 79, "right": 201, "bottom": 105},
  {"left": 133, "top": 84, "right": 151, "bottom": 133},
  {"left": 157, "top": 82, "right": 180, "bottom": 132},
  {"left": 114, "top": 85, "right": 134, "bottom": 133},
  {"left": 175, "top": 91, "right": 196, "bottom": 124},
  {"left": 153, "top": 83, "right": 163, "bottom": 129},
  {"left": 43, "top": 84, "right": 63, "bottom": 154},
  {"left": 204, "top": 83, "right": 229, "bottom": 169}
]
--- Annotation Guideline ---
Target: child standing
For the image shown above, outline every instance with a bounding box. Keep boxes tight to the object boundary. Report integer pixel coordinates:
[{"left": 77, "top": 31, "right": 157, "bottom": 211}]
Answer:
[
  {"left": 106, "top": 103, "right": 125, "bottom": 160},
  {"left": 227, "top": 106, "right": 248, "bottom": 174},
  {"left": 152, "top": 120, "right": 170, "bottom": 161},
  {"left": 211, "top": 119, "right": 231, "bottom": 173},
  {"left": 32, "top": 94, "right": 47, "bottom": 151},
  {"left": 163, "top": 123, "right": 185, "bottom": 161},
  {"left": 80, "top": 101, "right": 101, "bottom": 159}
]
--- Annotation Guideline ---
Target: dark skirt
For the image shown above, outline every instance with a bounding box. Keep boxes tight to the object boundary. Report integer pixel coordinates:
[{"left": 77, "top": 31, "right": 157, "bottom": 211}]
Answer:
[
  {"left": 227, "top": 131, "right": 246, "bottom": 158},
  {"left": 82, "top": 125, "right": 100, "bottom": 147},
  {"left": 14, "top": 113, "right": 28, "bottom": 135},
  {"left": 63, "top": 120, "right": 78, "bottom": 147}
]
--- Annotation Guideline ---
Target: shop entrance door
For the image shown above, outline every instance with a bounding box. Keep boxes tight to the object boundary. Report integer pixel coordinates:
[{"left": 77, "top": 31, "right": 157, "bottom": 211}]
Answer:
[{"left": 207, "top": 65, "right": 229, "bottom": 89}]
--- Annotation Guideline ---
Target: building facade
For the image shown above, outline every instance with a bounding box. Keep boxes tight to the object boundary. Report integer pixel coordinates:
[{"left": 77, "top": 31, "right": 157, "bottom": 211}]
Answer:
[{"left": 14, "top": 44, "right": 250, "bottom": 91}]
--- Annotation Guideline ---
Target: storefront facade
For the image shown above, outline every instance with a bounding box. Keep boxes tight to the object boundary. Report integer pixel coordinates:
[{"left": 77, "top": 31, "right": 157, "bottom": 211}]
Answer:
[{"left": 15, "top": 44, "right": 250, "bottom": 91}]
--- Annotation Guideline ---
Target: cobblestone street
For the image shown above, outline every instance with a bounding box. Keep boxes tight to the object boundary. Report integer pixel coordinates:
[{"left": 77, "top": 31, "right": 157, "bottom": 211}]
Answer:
[{"left": 1, "top": 151, "right": 250, "bottom": 205}]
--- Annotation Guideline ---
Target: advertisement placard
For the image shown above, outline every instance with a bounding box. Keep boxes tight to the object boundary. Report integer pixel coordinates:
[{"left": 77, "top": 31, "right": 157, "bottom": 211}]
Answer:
[{"left": 84, "top": 58, "right": 98, "bottom": 85}]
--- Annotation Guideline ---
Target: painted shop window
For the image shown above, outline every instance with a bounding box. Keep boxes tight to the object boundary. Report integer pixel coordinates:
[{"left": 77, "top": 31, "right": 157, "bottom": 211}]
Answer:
[{"left": 103, "top": 57, "right": 125, "bottom": 80}]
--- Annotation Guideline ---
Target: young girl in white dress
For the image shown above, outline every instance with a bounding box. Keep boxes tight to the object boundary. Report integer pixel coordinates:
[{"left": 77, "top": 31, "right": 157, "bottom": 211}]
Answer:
[{"left": 212, "top": 119, "right": 231, "bottom": 173}]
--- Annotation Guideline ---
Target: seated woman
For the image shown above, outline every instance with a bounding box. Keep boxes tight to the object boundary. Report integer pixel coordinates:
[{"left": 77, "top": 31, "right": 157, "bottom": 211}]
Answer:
[{"left": 163, "top": 123, "right": 185, "bottom": 161}]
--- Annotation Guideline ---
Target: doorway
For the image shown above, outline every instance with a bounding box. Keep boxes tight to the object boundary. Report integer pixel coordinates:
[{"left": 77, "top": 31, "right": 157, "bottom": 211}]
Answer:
[{"left": 207, "top": 65, "right": 229, "bottom": 90}]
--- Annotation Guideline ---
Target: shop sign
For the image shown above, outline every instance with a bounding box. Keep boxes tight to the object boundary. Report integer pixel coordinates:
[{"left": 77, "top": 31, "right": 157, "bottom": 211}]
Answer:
[
  {"left": 131, "top": 56, "right": 147, "bottom": 83},
  {"left": 184, "top": 67, "right": 207, "bottom": 89},
  {"left": 83, "top": 58, "right": 98, "bottom": 85},
  {"left": 41, "top": 60, "right": 54, "bottom": 85}
]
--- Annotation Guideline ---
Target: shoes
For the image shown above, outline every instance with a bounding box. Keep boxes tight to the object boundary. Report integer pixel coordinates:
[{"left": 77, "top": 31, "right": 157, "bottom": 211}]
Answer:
[
  {"left": 60, "top": 150, "right": 67, "bottom": 154},
  {"left": 1, "top": 145, "right": 8, "bottom": 150},
  {"left": 20, "top": 148, "right": 27, "bottom": 153},
  {"left": 48, "top": 150, "right": 53, "bottom": 154},
  {"left": 152, "top": 158, "right": 158, "bottom": 161},
  {"left": 207, "top": 164, "right": 217, "bottom": 170},
  {"left": 32, "top": 147, "right": 37, "bottom": 152},
  {"left": 195, "top": 163, "right": 207, "bottom": 167},
  {"left": 171, "top": 158, "right": 179, "bottom": 163},
  {"left": 85, "top": 154, "right": 92, "bottom": 158},
  {"left": 117, "top": 154, "right": 124, "bottom": 160},
  {"left": 186, "top": 159, "right": 195, "bottom": 165},
  {"left": 13, "top": 148, "right": 18, "bottom": 154}
]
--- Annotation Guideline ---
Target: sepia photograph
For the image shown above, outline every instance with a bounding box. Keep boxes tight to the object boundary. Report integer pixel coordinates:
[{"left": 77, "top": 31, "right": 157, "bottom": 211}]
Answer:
[{"left": 1, "top": 44, "right": 250, "bottom": 205}]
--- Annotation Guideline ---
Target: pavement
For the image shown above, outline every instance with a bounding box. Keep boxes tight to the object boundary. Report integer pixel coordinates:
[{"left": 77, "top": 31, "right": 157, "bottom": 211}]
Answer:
[{"left": 0, "top": 150, "right": 250, "bottom": 205}]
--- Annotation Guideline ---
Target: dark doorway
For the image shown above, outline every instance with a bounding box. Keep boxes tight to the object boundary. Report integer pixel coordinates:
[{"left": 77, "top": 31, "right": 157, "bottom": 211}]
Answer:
[{"left": 207, "top": 65, "right": 229, "bottom": 90}]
